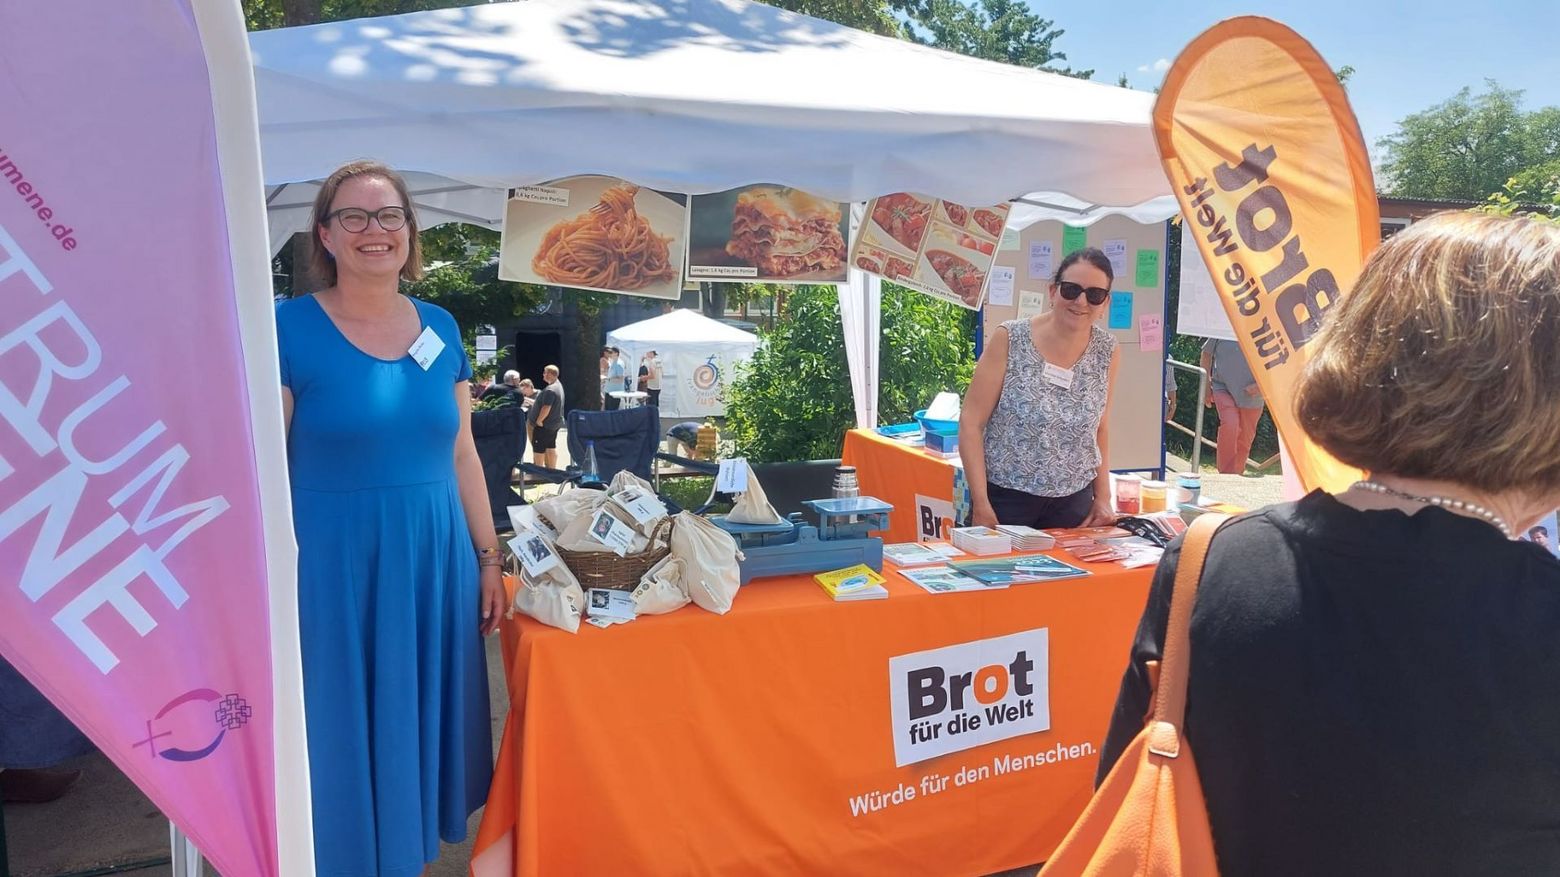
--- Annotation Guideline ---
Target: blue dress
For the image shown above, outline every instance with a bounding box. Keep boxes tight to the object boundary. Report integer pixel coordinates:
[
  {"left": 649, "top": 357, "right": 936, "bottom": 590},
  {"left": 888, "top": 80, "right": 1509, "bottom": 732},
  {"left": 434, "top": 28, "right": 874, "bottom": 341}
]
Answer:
[{"left": 277, "top": 295, "right": 492, "bottom": 877}]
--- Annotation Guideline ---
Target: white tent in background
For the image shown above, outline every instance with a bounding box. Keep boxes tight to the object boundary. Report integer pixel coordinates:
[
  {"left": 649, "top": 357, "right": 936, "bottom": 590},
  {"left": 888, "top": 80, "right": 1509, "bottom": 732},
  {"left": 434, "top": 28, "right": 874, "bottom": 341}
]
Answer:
[
  {"left": 251, "top": 0, "right": 1179, "bottom": 425},
  {"left": 606, "top": 309, "right": 760, "bottom": 419}
]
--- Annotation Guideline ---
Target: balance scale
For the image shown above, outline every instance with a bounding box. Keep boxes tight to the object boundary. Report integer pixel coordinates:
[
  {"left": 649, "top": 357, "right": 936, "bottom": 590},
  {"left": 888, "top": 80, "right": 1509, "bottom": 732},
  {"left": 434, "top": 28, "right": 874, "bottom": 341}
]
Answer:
[{"left": 710, "top": 497, "right": 893, "bottom": 585}]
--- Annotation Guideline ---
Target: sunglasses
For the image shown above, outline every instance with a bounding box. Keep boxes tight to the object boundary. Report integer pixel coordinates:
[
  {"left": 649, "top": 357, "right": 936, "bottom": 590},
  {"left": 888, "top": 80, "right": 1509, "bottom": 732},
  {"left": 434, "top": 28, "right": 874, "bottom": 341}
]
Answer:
[{"left": 1057, "top": 281, "right": 1111, "bottom": 306}]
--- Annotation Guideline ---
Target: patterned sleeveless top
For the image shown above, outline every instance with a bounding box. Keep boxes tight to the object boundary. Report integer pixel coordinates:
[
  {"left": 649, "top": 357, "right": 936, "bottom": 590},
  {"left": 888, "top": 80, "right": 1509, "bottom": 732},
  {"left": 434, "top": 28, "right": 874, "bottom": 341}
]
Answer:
[{"left": 983, "top": 318, "right": 1116, "bottom": 497}]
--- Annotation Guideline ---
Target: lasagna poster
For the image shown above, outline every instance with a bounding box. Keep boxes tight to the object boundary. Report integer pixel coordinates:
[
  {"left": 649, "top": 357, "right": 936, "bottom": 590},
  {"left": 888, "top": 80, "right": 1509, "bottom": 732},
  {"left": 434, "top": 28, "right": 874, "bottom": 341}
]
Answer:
[
  {"left": 685, "top": 185, "right": 851, "bottom": 284},
  {"left": 851, "top": 193, "right": 1011, "bottom": 310}
]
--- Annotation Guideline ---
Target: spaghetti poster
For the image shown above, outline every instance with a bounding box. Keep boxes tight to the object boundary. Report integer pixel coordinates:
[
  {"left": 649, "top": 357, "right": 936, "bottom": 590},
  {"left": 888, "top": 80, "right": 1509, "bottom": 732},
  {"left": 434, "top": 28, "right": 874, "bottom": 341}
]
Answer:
[{"left": 498, "top": 175, "right": 688, "bottom": 300}]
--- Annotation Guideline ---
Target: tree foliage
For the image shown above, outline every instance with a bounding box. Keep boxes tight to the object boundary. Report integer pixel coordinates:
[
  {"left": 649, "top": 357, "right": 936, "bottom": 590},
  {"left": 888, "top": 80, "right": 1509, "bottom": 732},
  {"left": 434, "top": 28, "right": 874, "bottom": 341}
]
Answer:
[
  {"left": 1378, "top": 82, "right": 1560, "bottom": 201},
  {"left": 724, "top": 285, "right": 974, "bottom": 462},
  {"left": 888, "top": 0, "right": 1090, "bottom": 77}
]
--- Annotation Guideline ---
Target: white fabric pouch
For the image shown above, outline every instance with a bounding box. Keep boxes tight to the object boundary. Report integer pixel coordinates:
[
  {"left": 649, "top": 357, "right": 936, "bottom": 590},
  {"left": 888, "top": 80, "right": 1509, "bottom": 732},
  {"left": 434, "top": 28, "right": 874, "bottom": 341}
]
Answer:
[
  {"left": 632, "top": 555, "right": 691, "bottom": 615},
  {"left": 724, "top": 461, "right": 784, "bottom": 526},
  {"left": 668, "top": 511, "right": 744, "bottom": 614},
  {"left": 511, "top": 570, "right": 586, "bottom": 633}
]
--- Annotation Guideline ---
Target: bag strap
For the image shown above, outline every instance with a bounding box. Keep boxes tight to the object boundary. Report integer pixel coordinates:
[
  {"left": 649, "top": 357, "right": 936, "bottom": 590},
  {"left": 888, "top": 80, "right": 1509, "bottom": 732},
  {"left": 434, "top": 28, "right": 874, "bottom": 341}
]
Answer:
[{"left": 1147, "top": 513, "right": 1230, "bottom": 758}]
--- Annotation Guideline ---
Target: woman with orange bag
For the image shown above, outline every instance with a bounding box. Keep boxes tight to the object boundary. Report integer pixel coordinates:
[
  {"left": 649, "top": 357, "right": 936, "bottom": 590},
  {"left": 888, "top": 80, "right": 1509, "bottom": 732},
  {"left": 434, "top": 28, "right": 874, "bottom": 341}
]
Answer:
[{"left": 1093, "top": 213, "right": 1560, "bottom": 874}]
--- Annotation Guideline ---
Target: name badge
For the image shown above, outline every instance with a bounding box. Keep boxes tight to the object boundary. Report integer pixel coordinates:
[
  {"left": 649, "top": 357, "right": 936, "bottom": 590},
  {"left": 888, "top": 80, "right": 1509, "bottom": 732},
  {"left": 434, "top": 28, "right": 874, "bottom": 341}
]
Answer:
[
  {"left": 1042, "top": 362, "right": 1074, "bottom": 390},
  {"left": 407, "top": 326, "right": 445, "bottom": 371}
]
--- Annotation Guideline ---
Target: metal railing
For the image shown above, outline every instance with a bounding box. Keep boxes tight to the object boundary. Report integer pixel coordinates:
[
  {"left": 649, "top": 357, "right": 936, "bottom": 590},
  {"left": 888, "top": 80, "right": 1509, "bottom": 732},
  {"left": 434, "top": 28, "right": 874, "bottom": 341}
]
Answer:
[{"left": 1165, "top": 359, "right": 1210, "bottom": 472}]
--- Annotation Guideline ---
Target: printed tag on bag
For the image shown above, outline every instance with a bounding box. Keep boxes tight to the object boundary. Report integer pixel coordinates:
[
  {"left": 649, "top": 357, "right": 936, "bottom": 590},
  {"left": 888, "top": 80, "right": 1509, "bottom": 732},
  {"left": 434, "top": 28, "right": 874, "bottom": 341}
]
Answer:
[
  {"left": 614, "top": 486, "right": 667, "bottom": 527},
  {"left": 588, "top": 508, "right": 637, "bottom": 556},
  {"left": 716, "top": 458, "right": 750, "bottom": 494},
  {"left": 507, "top": 527, "right": 560, "bottom": 577},
  {"left": 407, "top": 326, "right": 445, "bottom": 371},
  {"left": 1041, "top": 362, "right": 1074, "bottom": 390}
]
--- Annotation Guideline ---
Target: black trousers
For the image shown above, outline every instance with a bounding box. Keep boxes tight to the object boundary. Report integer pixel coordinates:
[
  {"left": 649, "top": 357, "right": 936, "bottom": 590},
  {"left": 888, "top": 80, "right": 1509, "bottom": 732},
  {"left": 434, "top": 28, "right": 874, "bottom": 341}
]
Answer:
[{"left": 986, "top": 482, "right": 1094, "bottom": 529}]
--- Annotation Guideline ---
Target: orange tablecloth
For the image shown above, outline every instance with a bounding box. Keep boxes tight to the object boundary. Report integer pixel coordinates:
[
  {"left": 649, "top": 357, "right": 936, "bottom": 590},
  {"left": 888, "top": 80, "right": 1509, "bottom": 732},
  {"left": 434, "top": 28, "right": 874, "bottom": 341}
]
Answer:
[
  {"left": 470, "top": 558, "right": 1153, "bottom": 877},
  {"left": 842, "top": 428, "right": 966, "bottom": 544}
]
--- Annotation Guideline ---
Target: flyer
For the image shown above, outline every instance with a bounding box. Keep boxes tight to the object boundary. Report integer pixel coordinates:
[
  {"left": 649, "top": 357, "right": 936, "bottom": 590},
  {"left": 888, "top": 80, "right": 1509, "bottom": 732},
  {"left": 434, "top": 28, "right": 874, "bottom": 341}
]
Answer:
[
  {"left": 686, "top": 184, "right": 850, "bottom": 284},
  {"left": 851, "top": 192, "right": 1011, "bottom": 310},
  {"left": 498, "top": 175, "right": 688, "bottom": 300}
]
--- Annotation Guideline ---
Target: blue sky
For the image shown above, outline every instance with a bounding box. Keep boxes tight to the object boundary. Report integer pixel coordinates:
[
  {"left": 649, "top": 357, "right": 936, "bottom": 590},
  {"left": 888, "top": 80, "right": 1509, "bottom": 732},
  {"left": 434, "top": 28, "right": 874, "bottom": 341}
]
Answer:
[{"left": 1037, "top": 0, "right": 1560, "bottom": 161}]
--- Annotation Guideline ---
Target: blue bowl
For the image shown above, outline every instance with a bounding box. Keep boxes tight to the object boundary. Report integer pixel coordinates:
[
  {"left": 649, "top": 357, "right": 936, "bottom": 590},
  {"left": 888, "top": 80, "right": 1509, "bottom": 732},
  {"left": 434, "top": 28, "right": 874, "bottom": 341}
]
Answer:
[{"left": 914, "top": 409, "right": 960, "bottom": 434}]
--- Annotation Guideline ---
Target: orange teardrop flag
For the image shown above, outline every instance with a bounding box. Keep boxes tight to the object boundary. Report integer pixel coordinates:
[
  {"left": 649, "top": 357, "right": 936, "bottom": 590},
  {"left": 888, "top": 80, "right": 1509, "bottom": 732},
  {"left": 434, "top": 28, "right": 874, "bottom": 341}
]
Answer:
[{"left": 1154, "top": 17, "right": 1373, "bottom": 493}]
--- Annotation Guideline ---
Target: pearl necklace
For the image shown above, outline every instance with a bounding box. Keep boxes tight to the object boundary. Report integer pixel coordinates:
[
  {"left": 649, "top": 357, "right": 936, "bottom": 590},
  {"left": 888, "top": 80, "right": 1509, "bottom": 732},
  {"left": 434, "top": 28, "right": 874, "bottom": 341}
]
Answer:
[{"left": 1351, "top": 480, "right": 1513, "bottom": 539}]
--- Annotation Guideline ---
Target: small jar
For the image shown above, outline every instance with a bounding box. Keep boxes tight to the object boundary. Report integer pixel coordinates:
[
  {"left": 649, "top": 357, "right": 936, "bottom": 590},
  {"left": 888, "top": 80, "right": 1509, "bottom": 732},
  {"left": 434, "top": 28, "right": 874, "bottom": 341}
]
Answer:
[
  {"left": 1176, "top": 473, "right": 1202, "bottom": 506},
  {"left": 832, "top": 465, "right": 860, "bottom": 500},
  {"left": 1115, "top": 478, "right": 1141, "bottom": 515},
  {"left": 1140, "top": 480, "right": 1168, "bottom": 513}
]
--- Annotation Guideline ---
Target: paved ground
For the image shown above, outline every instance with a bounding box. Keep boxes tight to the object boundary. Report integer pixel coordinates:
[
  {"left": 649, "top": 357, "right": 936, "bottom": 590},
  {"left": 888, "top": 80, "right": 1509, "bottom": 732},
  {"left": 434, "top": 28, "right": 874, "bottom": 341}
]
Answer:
[{"left": 3, "top": 445, "right": 1283, "bottom": 877}]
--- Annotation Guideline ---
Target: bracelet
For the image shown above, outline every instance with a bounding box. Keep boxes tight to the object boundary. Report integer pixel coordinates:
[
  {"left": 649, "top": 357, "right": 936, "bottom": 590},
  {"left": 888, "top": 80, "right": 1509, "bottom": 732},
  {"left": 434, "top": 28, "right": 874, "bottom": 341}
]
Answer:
[{"left": 478, "top": 556, "right": 503, "bottom": 569}]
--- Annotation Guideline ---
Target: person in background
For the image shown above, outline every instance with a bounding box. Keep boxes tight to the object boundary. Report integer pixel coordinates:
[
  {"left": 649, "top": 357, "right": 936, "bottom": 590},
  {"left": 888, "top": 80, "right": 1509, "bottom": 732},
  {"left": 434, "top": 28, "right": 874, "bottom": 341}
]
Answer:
[
  {"left": 276, "top": 159, "right": 500, "bottom": 877},
  {"left": 604, "top": 346, "right": 627, "bottom": 410},
  {"left": 1528, "top": 524, "right": 1551, "bottom": 551},
  {"left": 0, "top": 658, "right": 91, "bottom": 804},
  {"left": 599, "top": 346, "right": 611, "bottom": 408},
  {"left": 470, "top": 373, "right": 493, "bottom": 400},
  {"left": 646, "top": 350, "right": 663, "bottom": 409},
  {"left": 479, "top": 369, "right": 517, "bottom": 404},
  {"left": 638, "top": 350, "right": 662, "bottom": 409},
  {"left": 960, "top": 247, "right": 1120, "bottom": 529},
  {"left": 666, "top": 421, "right": 702, "bottom": 457},
  {"left": 529, "top": 364, "right": 564, "bottom": 469},
  {"left": 1201, "top": 337, "right": 1265, "bottom": 474},
  {"left": 1098, "top": 213, "right": 1560, "bottom": 874},
  {"left": 1164, "top": 358, "right": 1178, "bottom": 423},
  {"left": 517, "top": 377, "right": 536, "bottom": 411}
]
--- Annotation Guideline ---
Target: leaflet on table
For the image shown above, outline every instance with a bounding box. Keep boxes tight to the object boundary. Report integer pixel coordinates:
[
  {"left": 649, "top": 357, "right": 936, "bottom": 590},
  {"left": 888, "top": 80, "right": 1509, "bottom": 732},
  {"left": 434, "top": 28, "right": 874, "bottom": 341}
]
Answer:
[
  {"left": 900, "top": 565, "right": 1006, "bottom": 594},
  {"left": 948, "top": 556, "right": 1090, "bottom": 585},
  {"left": 883, "top": 541, "right": 966, "bottom": 566},
  {"left": 850, "top": 193, "right": 1012, "bottom": 311},
  {"left": 686, "top": 185, "right": 850, "bottom": 284},
  {"left": 498, "top": 175, "right": 687, "bottom": 300},
  {"left": 586, "top": 588, "right": 638, "bottom": 622}
]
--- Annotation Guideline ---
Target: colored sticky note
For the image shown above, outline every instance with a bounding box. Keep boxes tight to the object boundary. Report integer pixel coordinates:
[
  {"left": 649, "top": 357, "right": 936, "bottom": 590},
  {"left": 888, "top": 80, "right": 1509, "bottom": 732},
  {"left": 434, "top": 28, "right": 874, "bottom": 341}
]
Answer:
[
  {"left": 1136, "top": 249, "right": 1160, "bottom": 287},
  {"left": 1138, "top": 314, "right": 1163, "bottom": 351},
  {"left": 1108, "top": 291, "right": 1133, "bottom": 329},
  {"left": 1062, "top": 224, "right": 1087, "bottom": 256}
]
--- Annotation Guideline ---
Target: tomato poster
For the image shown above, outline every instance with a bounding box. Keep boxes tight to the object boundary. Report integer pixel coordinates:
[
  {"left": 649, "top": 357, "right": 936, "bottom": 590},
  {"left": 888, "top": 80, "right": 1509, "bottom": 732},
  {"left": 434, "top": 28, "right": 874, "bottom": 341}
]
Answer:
[{"left": 849, "top": 192, "right": 1011, "bottom": 310}]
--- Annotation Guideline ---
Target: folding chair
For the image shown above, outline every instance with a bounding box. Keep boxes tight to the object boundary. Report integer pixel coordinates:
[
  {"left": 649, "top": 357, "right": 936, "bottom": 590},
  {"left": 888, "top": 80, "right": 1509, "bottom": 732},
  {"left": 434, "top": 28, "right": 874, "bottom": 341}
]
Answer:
[{"left": 521, "top": 406, "right": 661, "bottom": 492}]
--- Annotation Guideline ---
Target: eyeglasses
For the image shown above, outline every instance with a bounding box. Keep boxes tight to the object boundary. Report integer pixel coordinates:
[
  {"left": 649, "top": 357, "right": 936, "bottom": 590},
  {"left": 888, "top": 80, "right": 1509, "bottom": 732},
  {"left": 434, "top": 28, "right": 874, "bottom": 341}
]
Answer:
[
  {"left": 1057, "top": 281, "right": 1111, "bottom": 306},
  {"left": 324, "top": 206, "right": 408, "bottom": 233}
]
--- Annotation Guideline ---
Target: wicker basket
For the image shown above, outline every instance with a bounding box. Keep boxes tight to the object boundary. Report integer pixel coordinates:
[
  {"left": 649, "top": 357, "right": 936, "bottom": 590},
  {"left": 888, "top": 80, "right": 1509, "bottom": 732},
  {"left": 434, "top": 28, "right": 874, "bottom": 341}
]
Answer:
[{"left": 538, "top": 511, "right": 674, "bottom": 591}]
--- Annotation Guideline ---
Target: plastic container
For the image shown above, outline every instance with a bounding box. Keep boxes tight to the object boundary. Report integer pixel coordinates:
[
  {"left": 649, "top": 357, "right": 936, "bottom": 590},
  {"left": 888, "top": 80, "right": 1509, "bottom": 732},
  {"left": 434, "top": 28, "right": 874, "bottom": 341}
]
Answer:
[
  {"left": 1176, "top": 473, "right": 1202, "bottom": 506},
  {"left": 1115, "top": 477, "right": 1141, "bottom": 515},
  {"left": 1140, "top": 480, "right": 1168, "bottom": 513},
  {"left": 581, "top": 440, "right": 601, "bottom": 484},
  {"left": 913, "top": 408, "right": 960, "bottom": 434}
]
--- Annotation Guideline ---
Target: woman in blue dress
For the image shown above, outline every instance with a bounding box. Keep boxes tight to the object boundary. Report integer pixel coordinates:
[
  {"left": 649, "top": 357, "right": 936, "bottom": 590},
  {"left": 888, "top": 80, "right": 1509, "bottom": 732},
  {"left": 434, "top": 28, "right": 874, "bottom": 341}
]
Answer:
[{"left": 276, "top": 160, "right": 504, "bottom": 876}]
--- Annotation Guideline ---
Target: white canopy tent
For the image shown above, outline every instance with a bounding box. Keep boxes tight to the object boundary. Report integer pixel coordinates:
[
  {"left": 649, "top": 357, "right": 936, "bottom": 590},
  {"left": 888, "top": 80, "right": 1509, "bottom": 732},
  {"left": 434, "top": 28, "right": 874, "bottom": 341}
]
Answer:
[
  {"left": 606, "top": 309, "right": 760, "bottom": 418},
  {"left": 252, "top": 0, "right": 1179, "bottom": 425}
]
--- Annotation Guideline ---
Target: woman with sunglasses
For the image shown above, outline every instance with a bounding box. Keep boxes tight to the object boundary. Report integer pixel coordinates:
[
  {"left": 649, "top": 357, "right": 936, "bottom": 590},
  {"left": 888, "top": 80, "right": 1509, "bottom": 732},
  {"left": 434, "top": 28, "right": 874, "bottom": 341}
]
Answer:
[
  {"left": 959, "top": 247, "right": 1119, "bottom": 529},
  {"left": 274, "top": 161, "right": 501, "bottom": 876}
]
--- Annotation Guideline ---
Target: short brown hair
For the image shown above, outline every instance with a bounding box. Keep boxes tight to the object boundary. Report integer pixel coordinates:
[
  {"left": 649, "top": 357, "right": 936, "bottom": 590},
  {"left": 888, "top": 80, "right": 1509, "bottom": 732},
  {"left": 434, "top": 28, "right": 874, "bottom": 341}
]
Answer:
[
  {"left": 304, "top": 160, "right": 424, "bottom": 290},
  {"left": 1296, "top": 212, "right": 1560, "bottom": 494}
]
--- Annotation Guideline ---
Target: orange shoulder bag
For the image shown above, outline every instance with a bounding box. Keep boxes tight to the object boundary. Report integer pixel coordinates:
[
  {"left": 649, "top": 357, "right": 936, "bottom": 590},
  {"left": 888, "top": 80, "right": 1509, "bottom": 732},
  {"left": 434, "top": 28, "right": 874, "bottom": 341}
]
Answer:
[{"left": 1041, "top": 513, "right": 1230, "bottom": 877}]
